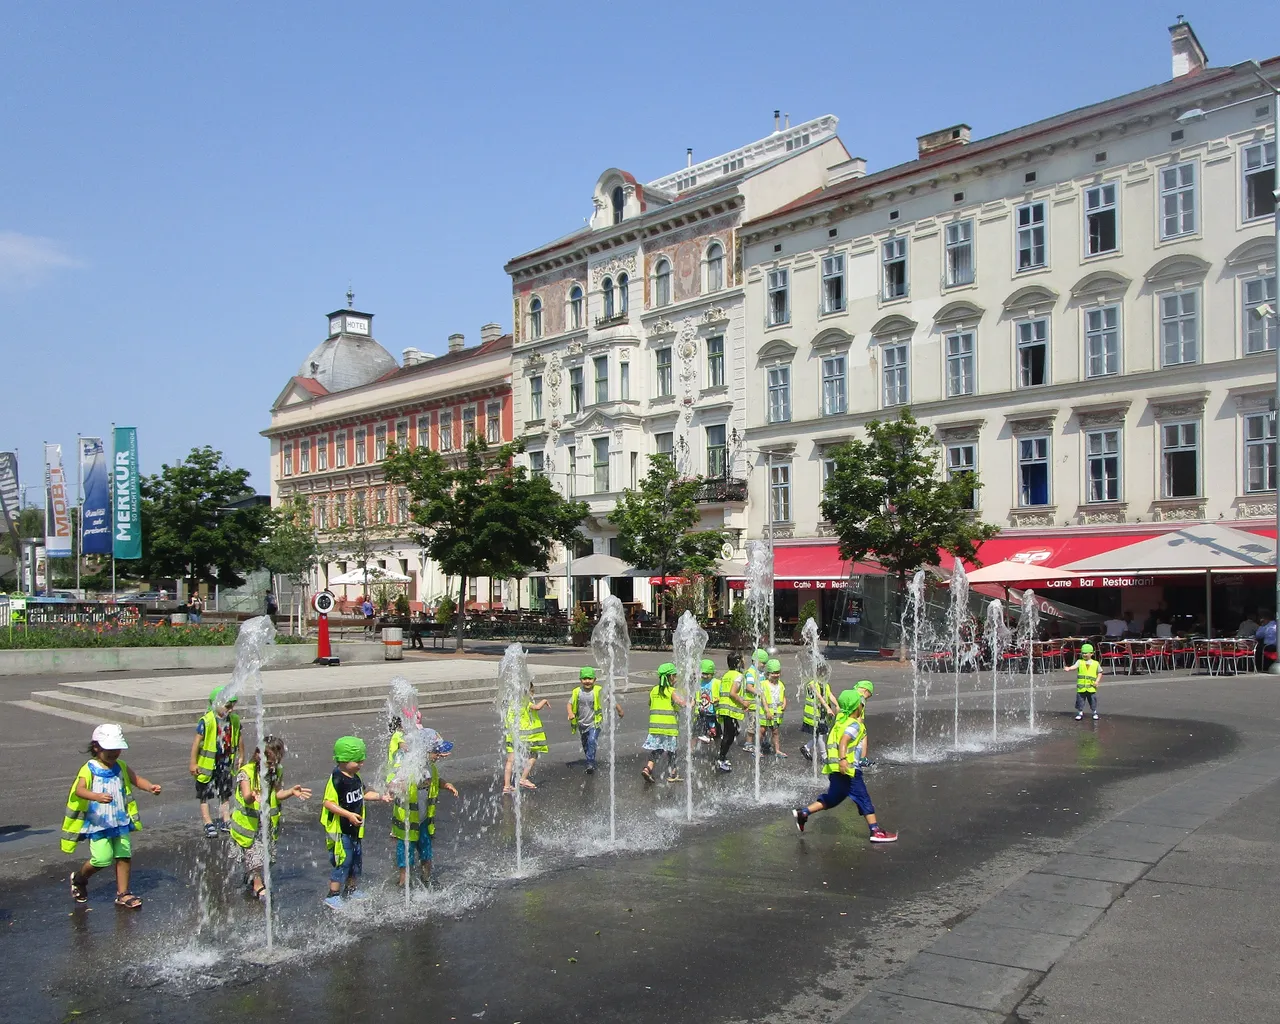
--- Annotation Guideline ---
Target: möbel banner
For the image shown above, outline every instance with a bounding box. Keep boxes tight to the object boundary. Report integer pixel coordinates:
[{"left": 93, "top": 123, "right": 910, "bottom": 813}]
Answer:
[{"left": 44, "top": 444, "right": 72, "bottom": 558}]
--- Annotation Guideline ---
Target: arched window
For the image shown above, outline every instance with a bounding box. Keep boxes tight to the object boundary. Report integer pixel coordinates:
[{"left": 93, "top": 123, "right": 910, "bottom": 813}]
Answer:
[
  {"left": 611, "top": 186, "right": 625, "bottom": 224},
  {"left": 618, "top": 272, "right": 629, "bottom": 315},
  {"left": 706, "top": 241, "right": 725, "bottom": 293},
  {"left": 654, "top": 259, "right": 671, "bottom": 307},
  {"left": 569, "top": 285, "right": 584, "bottom": 330},
  {"left": 602, "top": 277, "right": 615, "bottom": 320},
  {"left": 529, "top": 296, "right": 543, "bottom": 339}
]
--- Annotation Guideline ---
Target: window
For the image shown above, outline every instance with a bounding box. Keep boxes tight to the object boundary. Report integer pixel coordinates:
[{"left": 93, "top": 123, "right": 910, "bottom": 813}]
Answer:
[
  {"left": 706, "top": 424, "right": 727, "bottom": 478},
  {"left": 821, "top": 355, "right": 847, "bottom": 415},
  {"left": 620, "top": 360, "right": 630, "bottom": 400},
  {"left": 396, "top": 420, "right": 408, "bottom": 451},
  {"left": 439, "top": 412, "right": 452, "bottom": 451},
  {"left": 1160, "top": 162, "right": 1196, "bottom": 239},
  {"left": 602, "top": 277, "right": 615, "bottom": 320},
  {"left": 416, "top": 417, "right": 429, "bottom": 449},
  {"left": 882, "top": 343, "right": 909, "bottom": 406},
  {"left": 617, "top": 273, "right": 629, "bottom": 315},
  {"left": 1085, "top": 183, "right": 1118, "bottom": 256},
  {"left": 462, "top": 406, "right": 476, "bottom": 444},
  {"left": 1085, "top": 305, "right": 1120, "bottom": 378},
  {"left": 821, "top": 456, "right": 836, "bottom": 499},
  {"left": 945, "top": 331, "right": 976, "bottom": 397},
  {"left": 567, "top": 446, "right": 577, "bottom": 496},
  {"left": 1016, "top": 202, "right": 1046, "bottom": 270},
  {"left": 821, "top": 254, "right": 845, "bottom": 313},
  {"left": 354, "top": 428, "right": 367, "bottom": 465},
  {"left": 569, "top": 366, "right": 584, "bottom": 412},
  {"left": 706, "top": 336, "right": 724, "bottom": 388},
  {"left": 593, "top": 355, "right": 608, "bottom": 404},
  {"left": 335, "top": 432, "right": 347, "bottom": 468},
  {"left": 334, "top": 492, "right": 346, "bottom": 523},
  {"left": 1086, "top": 429, "right": 1121, "bottom": 503},
  {"left": 654, "top": 432, "right": 674, "bottom": 460},
  {"left": 946, "top": 444, "right": 977, "bottom": 510},
  {"left": 706, "top": 242, "right": 724, "bottom": 292},
  {"left": 767, "top": 268, "right": 789, "bottom": 325},
  {"left": 593, "top": 437, "right": 610, "bottom": 494},
  {"left": 1018, "top": 436, "right": 1050, "bottom": 507},
  {"left": 397, "top": 488, "right": 408, "bottom": 523},
  {"left": 770, "top": 462, "right": 792, "bottom": 522},
  {"left": 767, "top": 365, "right": 791, "bottom": 423},
  {"left": 1245, "top": 276, "right": 1278, "bottom": 354},
  {"left": 655, "top": 347, "right": 673, "bottom": 397},
  {"left": 1162, "top": 422, "right": 1199, "bottom": 498},
  {"left": 1160, "top": 290, "right": 1199, "bottom": 366},
  {"left": 375, "top": 490, "right": 387, "bottom": 525},
  {"left": 529, "top": 376, "right": 543, "bottom": 419},
  {"left": 569, "top": 286, "right": 584, "bottom": 330},
  {"left": 315, "top": 498, "right": 328, "bottom": 531},
  {"left": 317, "top": 436, "right": 328, "bottom": 470},
  {"left": 282, "top": 443, "right": 293, "bottom": 476},
  {"left": 611, "top": 186, "right": 625, "bottom": 224},
  {"left": 299, "top": 439, "right": 310, "bottom": 473},
  {"left": 630, "top": 451, "right": 638, "bottom": 489},
  {"left": 487, "top": 401, "right": 501, "bottom": 443},
  {"left": 882, "top": 237, "right": 907, "bottom": 299},
  {"left": 1243, "top": 142, "right": 1276, "bottom": 221},
  {"left": 374, "top": 425, "right": 387, "bottom": 461},
  {"left": 468, "top": 577, "right": 478, "bottom": 603},
  {"left": 1017, "top": 318, "right": 1049, "bottom": 387},
  {"left": 529, "top": 450, "right": 545, "bottom": 477},
  {"left": 1245, "top": 412, "right": 1277, "bottom": 492},
  {"left": 945, "top": 220, "right": 974, "bottom": 286},
  {"left": 529, "top": 297, "right": 543, "bottom": 339},
  {"left": 353, "top": 490, "right": 366, "bottom": 523},
  {"left": 654, "top": 259, "right": 671, "bottom": 307}
]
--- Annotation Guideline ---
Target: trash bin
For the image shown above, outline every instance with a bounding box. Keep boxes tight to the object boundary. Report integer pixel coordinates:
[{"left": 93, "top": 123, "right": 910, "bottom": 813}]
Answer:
[{"left": 383, "top": 626, "right": 404, "bottom": 661}]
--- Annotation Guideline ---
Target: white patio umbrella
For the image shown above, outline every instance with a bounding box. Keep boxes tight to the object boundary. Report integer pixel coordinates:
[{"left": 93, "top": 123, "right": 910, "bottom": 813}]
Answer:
[
  {"left": 328, "top": 565, "right": 412, "bottom": 585},
  {"left": 964, "top": 559, "right": 1081, "bottom": 584}
]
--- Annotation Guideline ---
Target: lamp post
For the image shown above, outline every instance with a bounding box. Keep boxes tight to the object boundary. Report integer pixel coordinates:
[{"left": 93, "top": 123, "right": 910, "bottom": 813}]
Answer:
[{"left": 730, "top": 428, "right": 776, "bottom": 649}]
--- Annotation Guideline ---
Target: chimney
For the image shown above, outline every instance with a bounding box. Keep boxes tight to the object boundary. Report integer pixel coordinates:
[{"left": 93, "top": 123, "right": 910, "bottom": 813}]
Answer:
[
  {"left": 828, "top": 156, "right": 868, "bottom": 185},
  {"left": 784, "top": 112, "right": 790, "bottom": 129},
  {"left": 448, "top": 333, "right": 465, "bottom": 353},
  {"left": 686, "top": 147, "right": 693, "bottom": 167},
  {"left": 773, "top": 109, "right": 780, "bottom": 132},
  {"left": 480, "top": 322, "right": 503, "bottom": 343},
  {"left": 1169, "top": 16, "right": 1207, "bottom": 78},
  {"left": 917, "top": 124, "right": 972, "bottom": 158},
  {"left": 402, "top": 347, "right": 421, "bottom": 367}
]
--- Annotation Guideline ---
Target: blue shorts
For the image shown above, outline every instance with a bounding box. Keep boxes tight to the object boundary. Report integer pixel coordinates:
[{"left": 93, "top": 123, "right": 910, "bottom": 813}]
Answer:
[
  {"left": 329, "top": 834, "right": 363, "bottom": 885},
  {"left": 817, "top": 770, "right": 875, "bottom": 816},
  {"left": 394, "top": 830, "right": 433, "bottom": 868}
]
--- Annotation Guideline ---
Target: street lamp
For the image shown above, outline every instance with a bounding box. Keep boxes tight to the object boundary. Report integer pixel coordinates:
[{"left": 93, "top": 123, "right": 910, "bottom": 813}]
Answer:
[
  {"left": 1180, "top": 62, "right": 1279, "bottom": 663},
  {"left": 729, "top": 428, "right": 776, "bottom": 649}
]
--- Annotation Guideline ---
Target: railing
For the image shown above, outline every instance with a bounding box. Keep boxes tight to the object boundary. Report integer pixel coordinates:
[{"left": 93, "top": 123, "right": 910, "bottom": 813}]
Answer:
[
  {"left": 694, "top": 477, "right": 748, "bottom": 503},
  {"left": 18, "top": 601, "right": 146, "bottom": 627}
]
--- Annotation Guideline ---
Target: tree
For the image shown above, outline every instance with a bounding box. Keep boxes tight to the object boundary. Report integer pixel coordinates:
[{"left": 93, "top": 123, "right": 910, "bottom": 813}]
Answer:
[
  {"left": 0, "top": 506, "right": 44, "bottom": 590},
  {"left": 384, "top": 438, "right": 587, "bottom": 650},
  {"left": 325, "top": 495, "right": 393, "bottom": 604},
  {"left": 820, "top": 409, "right": 998, "bottom": 648},
  {"left": 607, "top": 454, "right": 727, "bottom": 624},
  {"left": 262, "top": 496, "right": 321, "bottom": 633},
  {"left": 137, "top": 447, "right": 272, "bottom": 590}
]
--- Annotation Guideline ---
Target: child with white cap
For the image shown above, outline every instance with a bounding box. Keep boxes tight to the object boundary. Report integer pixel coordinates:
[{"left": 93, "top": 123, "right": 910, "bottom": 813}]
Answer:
[{"left": 63, "top": 724, "right": 162, "bottom": 909}]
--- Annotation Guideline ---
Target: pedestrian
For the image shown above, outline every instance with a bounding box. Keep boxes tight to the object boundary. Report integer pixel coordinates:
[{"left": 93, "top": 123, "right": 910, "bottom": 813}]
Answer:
[
  {"left": 742, "top": 647, "right": 769, "bottom": 753},
  {"left": 792, "top": 691, "right": 897, "bottom": 842},
  {"left": 695, "top": 658, "right": 718, "bottom": 747},
  {"left": 799, "top": 663, "right": 837, "bottom": 762},
  {"left": 388, "top": 727, "right": 458, "bottom": 888},
  {"left": 229, "top": 736, "right": 310, "bottom": 900},
  {"left": 567, "top": 667, "right": 623, "bottom": 775},
  {"left": 320, "top": 735, "right": 392, "bottom": 909},
  {"left": 187, "top": 588, "right": 204, "bottom": 624},
  {"left": 643, "top": 663, "right": 687, "bottom": 784},
  {"left": 1255, "top": 612, "right": 1277, "bottom": 672},
  {"left": 265, "top": 591, "right": 278, "bottom": 617},
  {"left": 63, "top": 724, "right": 163, "bottom": 909},
  {"left": 1064, "top": 643, "right": 1101, "bottom": 720},
  {"left": 504, "top": 683, "right": 551, "bottom": 793},
  {"left": 759, "top": 659, "right": 788, "bottom": 757},
  {"left": 188, "top": 686, "right": 244, "bottom": 837},
  {"left": 715, "top": 652, "right": 747, "bottom": 772},
  {"left": 362, "top": 596, "right": 376, "bottom": 636}
]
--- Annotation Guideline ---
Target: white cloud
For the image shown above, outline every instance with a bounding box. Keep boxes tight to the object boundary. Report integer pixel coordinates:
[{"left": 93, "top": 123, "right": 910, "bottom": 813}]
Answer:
[{"left": 0, "top": 231, "right": 83, "bottom": 288}]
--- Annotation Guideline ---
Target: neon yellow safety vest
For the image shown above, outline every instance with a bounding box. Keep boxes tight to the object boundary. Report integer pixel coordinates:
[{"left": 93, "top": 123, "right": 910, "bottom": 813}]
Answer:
[
  {"left": 760, "top": 680, "right": 784, "bottom": 726},
  {"left": 61, "top": 761, "right": 141, "bottom": 854},
  {"left": 387, "top": 731, "right": 440, "bottom": 843},
  {"left": 803, "top": 680, "right": 834, "bottom": 728},
  {"left": 1076, "top": 659, "right": 1099, "bottom": 693},
  {"left": 570, "top": 686, "right": 603, "bottom": 729},
  {"left": 717, "top": 669, "right": 745, "bottom": 720},
  {"left": 229, "top": 758, "right": 280, "bottom": 849},
  {"left": 505, "top": 702, "right": 548, "bottom": 753},
  {"left": 823, "top": 715, "right": 866, "bottom": 776},
  {"left": 648, "top": 685, "right": 679, "bottom": 736},
  {"left": 320, "top": 771, "right": 364, "bottom": 866},
  {"left": 194, "top": 710, "right": 241, "bottom": 784}
]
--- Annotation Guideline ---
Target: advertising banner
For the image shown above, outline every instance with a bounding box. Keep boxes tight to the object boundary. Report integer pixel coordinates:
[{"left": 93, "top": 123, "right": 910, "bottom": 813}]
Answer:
[
  {"left": 44, "top": 444, "right": 72, "bottom": 558},
  {"left": 0, "top": 451, "right": 20, "bottom": 549},
  {"left": 112, "top": 427, "right": 142, "bottom": 560},
  {"left": 79, "top": 437, "right": 111, "bottom": 555}
]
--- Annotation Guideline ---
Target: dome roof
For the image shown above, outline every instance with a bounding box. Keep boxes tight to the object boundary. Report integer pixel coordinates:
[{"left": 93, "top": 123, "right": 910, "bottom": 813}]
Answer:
[{"left": 297, "top": 334, "right": 398, "bottom": 393}]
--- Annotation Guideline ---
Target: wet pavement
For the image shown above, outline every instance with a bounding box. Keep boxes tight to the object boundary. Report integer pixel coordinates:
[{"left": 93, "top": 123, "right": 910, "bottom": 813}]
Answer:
[{"left": 0, "top": 708, "right": 1237, "bottom": 1024}]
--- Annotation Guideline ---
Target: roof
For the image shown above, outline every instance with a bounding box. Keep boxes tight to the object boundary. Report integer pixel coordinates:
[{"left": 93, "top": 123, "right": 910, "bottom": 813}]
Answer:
[
  {"left": 292, "top": 376, "right": 328, "bottom": 397},
  {"left": 371, "top": 332, "right": 513, "bottom": 384},
  {"left": 297, "top": 332, "right": 398, "bottom": 394}
]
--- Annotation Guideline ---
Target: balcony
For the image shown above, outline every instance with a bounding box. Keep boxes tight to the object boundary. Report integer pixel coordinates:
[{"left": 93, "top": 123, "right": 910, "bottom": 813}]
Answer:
[
  {"left": 595, "top": 313, "right": 630, "bottom": 329},
  {"left": 694, "top": 477, "right": 748, "bottom": 503}
]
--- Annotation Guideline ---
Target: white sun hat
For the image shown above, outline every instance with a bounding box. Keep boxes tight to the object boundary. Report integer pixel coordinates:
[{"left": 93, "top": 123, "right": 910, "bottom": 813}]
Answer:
[{"left": 91, "top": 723, "right": 129, "bottom": 750}]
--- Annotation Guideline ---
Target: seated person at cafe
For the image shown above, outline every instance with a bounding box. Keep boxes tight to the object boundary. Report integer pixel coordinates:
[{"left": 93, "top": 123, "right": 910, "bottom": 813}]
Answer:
[
  {"left": 1156, "top": 609, "right": 1174, "bottom": 638},
  {"left": 1255, "top": 612, "right": 1277, "bottom": 673},
  {"left": 1237, "top": 612, "right": 1260, "bottom": 639},
  {"left": 1103, "top": 614, "right": 1129, "bottom": 639}
]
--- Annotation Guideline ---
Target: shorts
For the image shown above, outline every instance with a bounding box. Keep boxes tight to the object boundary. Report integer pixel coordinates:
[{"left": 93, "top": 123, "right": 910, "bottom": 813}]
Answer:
[
  {"left": 816, "top": 770, "right": 875, "bottom": 816},
  {"left": 241, "top": 837, "right": 276, "bottom": 874},
  {"left": 643, "top": 734, "right": 678, "bottom": 753},
  {"left": 329, "top": 834, "right": 363, "bottom": 886},
  {"left": 195, "top": 762, "right": 234, "bottom": 802},
  {"left": 88, "top": 834, "right": 132, "bottom": 867},
  {"left": 394, "top": 830, "right": 434, "bottom": 868}
]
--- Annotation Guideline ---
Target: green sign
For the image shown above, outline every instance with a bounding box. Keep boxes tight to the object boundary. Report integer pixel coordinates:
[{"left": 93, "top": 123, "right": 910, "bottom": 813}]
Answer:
[{"left": 113, "top": 426, "right": 142, "bottom": 560}]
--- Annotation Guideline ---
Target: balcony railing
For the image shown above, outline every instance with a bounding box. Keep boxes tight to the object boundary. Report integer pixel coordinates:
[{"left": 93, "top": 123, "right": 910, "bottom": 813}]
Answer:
[{"left": 694, "top": 477, "right": 748, "bottom": 503}]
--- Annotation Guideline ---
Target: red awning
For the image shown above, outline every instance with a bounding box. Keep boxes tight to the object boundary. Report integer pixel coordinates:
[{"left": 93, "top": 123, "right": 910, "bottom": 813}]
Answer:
[
  {"left": 649, "top": 576, "right": 688, "bottom": 586},
  {"left": 726, "top": 544, "right": 881, "bottom": 589}
]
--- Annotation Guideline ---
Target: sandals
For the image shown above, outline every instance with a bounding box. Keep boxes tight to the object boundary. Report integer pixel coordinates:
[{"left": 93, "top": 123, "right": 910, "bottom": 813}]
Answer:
[
  {"left": 518, "top": 779, "right": 537, "bottom": 790},
  {"left": 69, "top": 872, "right": 88, "bottom": 904},
  {"left": 114, "top": 892, "right": 142, "bottom": 910}
]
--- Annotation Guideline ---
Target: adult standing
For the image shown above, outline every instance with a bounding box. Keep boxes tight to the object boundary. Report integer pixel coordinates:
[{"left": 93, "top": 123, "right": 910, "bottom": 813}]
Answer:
[
  {"left": 1255, "top": 613, "right": 1277, "bottom": 672},
  {"left": 187, "top": 588, "right": 204, "bottom": 624},
  {"left": 361, "top": 596, "right": 375, "bottom": 636}
]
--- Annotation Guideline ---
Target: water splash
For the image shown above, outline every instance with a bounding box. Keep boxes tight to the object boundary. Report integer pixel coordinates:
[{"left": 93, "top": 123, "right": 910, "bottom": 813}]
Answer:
[
  {"left": 1018, "top": 590, "right": 1041, "bottom": 730},
  {"left": 796, "top": 618, "right": 827, "bottom": 781},
  {"left": 672, "top": 610, "right": 708, "bottom": 822},
  {"left": 589, "top": 595, "right": 630, "bottom": 844},
  {"left": 744, "top": 540, "right": 773, "bottom": 802},
  {"left": 946, "top": 560, "right": 971, "bottom": 749},
  {"left": 985, "top": 599, "right": 1010, "bottom": 740},
  {"left": 382, "top": 677, "right": 425, "bottom": 908},
  {"left": 496, "top": 643, "right": 533, "bottom": 875},
  {"left": 903, "top": 570, "right": 931, "bottom": 760}
]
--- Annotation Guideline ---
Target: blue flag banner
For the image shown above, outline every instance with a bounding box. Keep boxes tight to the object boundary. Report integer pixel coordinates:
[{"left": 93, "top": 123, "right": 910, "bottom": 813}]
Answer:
[
  {"left": 80, "top": 437, "right": 111, "bottom": 555},
  {"left": 112, "top": 427, "right": 142, "bottom": 561}
]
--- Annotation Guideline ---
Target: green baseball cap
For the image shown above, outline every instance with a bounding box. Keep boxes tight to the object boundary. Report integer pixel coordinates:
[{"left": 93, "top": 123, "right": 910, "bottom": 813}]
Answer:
[
  {"left": 855, "top": 680, "right": 874, "bottom": 696},
  {"left": 333, "top": 736, "right": 367, "bottom": 763},
  {"left": 209, "top": 685, "right": 237, "bottom": 707},
  {"left": 657, "top": 662, "right": 677, "bottom": 679},
  {"left": 1080, "top": 643, "right": 1095, "bottom": 654},
  {"left": 766, "top": 659, "right": 781, "bottom": 673},
  {"left": 753, "top": 648, "right": 769, "bottom": 662},
  {"left": 837, "top": 689, "right": 864, "bottom": 714},
  {"left": 700, "top": 659, "right": 716, "bottom": 674},
  {"left": 580, "top": 666, "right": 596, "bottom": 680}
]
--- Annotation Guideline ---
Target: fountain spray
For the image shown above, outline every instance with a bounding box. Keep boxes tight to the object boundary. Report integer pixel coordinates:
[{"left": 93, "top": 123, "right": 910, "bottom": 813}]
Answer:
[
  {"left": 985, "top": 599, "right": 1008, "bottom": 740},
  {"left": 496, "top": 643, "right": 532, "bottom": 875},
  {"left": 744, "top": 541, "right": 773, "bottom": 802},
  {"left": 383, "top": 677, "right": 424, "bottom": 908},
  {"left": 590, "top": 595, "right": 630, "bottom": 844},
  {"left": 905, "top": 570, "right": 928, "bottom": 760},
  {"left": 673, "top": 610, "right": 708, "bottom": 822},
  {"left": 947, "top": 560, "right": 970, "bottom": 749},
  {"left": 797, "top": 618, "right": 826, "bottom": 781},
  {"left": 1019, "top": 590, "right": 1041, "bottom": 730}
]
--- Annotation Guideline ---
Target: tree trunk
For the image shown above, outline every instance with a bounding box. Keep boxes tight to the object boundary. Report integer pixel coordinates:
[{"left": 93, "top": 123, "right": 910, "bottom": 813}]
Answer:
[{"left": 455, "top": 573, "right": 467, "bottom": 652}]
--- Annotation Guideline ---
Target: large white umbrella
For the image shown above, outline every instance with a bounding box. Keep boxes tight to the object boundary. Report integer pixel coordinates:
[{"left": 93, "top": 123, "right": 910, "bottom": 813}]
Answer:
[
  {"left": 328, "top": 565, "right": 411, "bottom": 585},
  {"left": 964, "top": 559, "right": 1080, "bottom": 584},
  {"left": 532, "top": 553, "right": 632, "bottom": 578},
  {"left": 1062, "top": 523, "right": 1275, "bottom": 573}
]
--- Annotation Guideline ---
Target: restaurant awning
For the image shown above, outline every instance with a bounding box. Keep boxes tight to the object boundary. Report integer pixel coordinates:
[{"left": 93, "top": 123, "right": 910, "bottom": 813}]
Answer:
[
  {"left": 1062, "top": 523, "right": 1277, "bottom": 575},
  {"left": 726, "top": 543, "right": 882, "bottom": 590},
  {"left": 963, "top": 559, "right": 1081, "bottom": 585}
]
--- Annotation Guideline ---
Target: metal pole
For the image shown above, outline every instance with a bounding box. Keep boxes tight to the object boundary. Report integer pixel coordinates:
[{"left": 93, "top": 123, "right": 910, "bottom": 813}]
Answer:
[
  {"left": 75, "top": 435, "right": 82, "bottom": 598},
  {"left": 1271, "top": 79, "right": 1280, "bottom": 653},
  {"left": 767, "top": 450, "right": 775, "bottom": 649}
]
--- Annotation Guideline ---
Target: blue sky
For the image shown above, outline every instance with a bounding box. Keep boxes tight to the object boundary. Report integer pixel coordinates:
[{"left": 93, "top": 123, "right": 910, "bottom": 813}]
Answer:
[{"left": 1, "top": 2, "right": 1271, "bottom": 498}]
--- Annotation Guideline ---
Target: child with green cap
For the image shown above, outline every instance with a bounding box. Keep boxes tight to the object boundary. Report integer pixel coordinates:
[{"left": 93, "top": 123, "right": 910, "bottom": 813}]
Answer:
[
  {"left": 567, "top": 667, "right": 624, "bottom": 775},
  {"left": 1064, "top": 644, "right": 1101, "bottom": 720},
  {"left": 799, "top": 662, "right": 837, "bottom": 763},
  {"left": 643, "top": 663, "right": 687, "bottom": 783},
  {"left": 188, "top": 685, "right": 244, "bottom": 838},
  {"left": 792, "top": 690, "right": 897, "bottom": 842},
  {"left": 742, "top": 648, "right": 769, "bottom": 753},
  {"left": 321, "top": 735, "right": 392, "bottom": 909},
  {"left": 695, "top": 658, "right": 718, "bottom": 746},
  {"left": 759, "top": 659, "right": 788, "bottom": 757}
]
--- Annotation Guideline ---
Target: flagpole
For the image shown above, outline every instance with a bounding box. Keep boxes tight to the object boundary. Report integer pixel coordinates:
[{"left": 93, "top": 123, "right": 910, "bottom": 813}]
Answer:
[
  {"left": 76, "top": 435, "right": 83, "bottom": 598},
  {"left": 110, "top": 424, "right": 116, "bottom": 602}
]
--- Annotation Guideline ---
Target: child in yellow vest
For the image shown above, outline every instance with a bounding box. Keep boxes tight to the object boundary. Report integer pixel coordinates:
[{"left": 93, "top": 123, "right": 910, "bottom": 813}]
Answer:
[
  {"left": 230, "top": 736, "right": 310, "bottom": 900},
  {"left": 64, "top": 724, "right": 162, "bottom": 909},
  {"left": 504, "top": 683, "right": 551, "bottom": 793},
  {"left": 1064, "top": 643, "right": 1102, "bottom": 720},
  {"left": 188, "top": 686, "right": 245, "bottom": 838},
  {"left": 759, "top": 659, "right": 788, "bottom": 758},
  {"left": 643, "top": 663, "right": 687, "bottom": 783},
  {"left": 567, "top": 667, "right": 624, "bottom": 775},
  {"left": 321, "top": 735, "right": 392, "bottom": 909}
]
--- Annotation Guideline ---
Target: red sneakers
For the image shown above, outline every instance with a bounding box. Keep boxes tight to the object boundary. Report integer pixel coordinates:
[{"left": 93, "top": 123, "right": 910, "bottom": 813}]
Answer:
[{"left": 869, "top": 828, "right": 898, "bottom": 843}]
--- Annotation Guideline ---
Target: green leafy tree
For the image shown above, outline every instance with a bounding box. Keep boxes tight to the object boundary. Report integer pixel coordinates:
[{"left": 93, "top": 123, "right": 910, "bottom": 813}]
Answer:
[
  {"left": 608, "top": 454, "right": 727, "bottom": 624},
  {"left": 0, "top": 506, "right": 44, "bottom": 590},
  {"left": 325, "top": 497, "right": 393, "bottom": 602},
  {"left": 820, "top": 409, "right": 998, "bottom": 649},
  {"left": 262, "top": 496, "right": 321, "bottom": 632},
  {"left": 384, "top": 438, "right": 587, "bottom": 650},
  {"left": 137, "top": 447, "right": 272, "bottom": 590}
]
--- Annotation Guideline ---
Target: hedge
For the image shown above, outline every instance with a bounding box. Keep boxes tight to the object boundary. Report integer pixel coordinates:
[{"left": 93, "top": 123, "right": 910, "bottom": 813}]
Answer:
[{"left": 0, "top": 623, "right": 314, "bottom": 650}]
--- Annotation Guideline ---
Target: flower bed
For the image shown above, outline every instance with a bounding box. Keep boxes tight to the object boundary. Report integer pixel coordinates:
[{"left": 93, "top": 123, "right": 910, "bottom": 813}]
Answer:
[{"left": 0, "top": 622, "right": 313, "bottom": 650}]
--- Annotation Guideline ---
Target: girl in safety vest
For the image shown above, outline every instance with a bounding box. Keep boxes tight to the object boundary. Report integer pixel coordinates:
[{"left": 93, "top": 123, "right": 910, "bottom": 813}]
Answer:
[
  {"left": 188, "top": 686, "right": 245, "bottom": 839},
  {"left": 792, "top": 691, "right": 897, "bottom": 842},
  {"left": 387, "top": 726, "right": 458, "bottom": 887},
  {"left": 758, "top": 659, "right": 788, "bottom": 758},
  {"left": 503, "top": 683, "right": 551, "bottom": 793},
  {"left": 230, "top": 736, "right": 311, "bottom": 900},
  {"left": 741, "top": 648, "right": 769, "bottom": 753},
  {"left": 799, "top": 663, "right": 837, "bottom": 763},
  {"left": 1064, "top": 643, "right": 1102, "bottom": 720},
  {"left": 715, "top": 652, "right": 747, "bottom": 772},
  {"left": 695, "top": 659, "right": 719, "bottom": 747},
  {"left": 64, "top": 724, "right": 162, "bottom": 909},
  {"left": 643, "top": 664, "right": 688, "bottom": 784}
]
